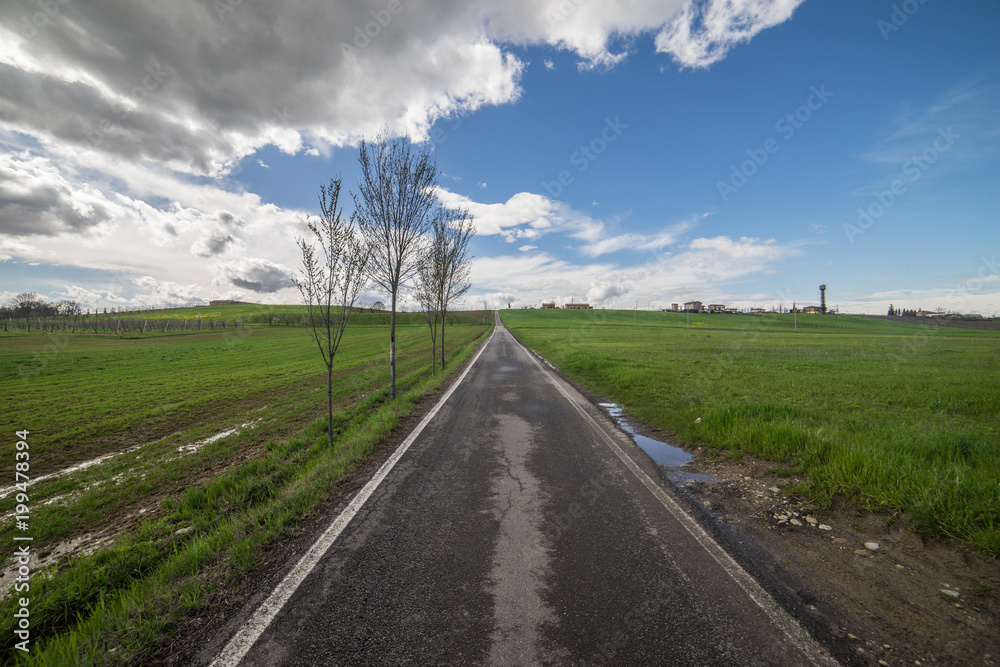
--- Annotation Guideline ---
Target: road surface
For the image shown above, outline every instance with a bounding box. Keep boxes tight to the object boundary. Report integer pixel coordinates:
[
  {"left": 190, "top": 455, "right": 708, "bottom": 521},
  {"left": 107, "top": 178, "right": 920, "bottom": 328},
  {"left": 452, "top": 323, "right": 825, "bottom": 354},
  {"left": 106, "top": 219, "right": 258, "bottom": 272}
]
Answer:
[{"left": 203, "top": 318, "right": 837, "bottom": 666}]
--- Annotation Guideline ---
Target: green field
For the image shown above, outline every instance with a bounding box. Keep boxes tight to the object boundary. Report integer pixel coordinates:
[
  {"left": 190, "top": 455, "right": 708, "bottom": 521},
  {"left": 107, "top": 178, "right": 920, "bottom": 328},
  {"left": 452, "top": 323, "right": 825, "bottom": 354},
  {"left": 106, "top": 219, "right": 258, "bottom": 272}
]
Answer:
[
  {"left": 0, "top": 309, "right": 490, "bottom": 664},
  {"left": 502, "top": 308, "right": 1000, "bottom": 556}
]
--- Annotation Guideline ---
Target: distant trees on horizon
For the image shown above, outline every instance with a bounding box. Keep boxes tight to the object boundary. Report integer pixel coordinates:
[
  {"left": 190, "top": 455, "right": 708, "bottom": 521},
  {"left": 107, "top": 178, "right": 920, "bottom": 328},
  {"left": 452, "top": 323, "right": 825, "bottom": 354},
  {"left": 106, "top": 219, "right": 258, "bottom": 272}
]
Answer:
[{"left": 887, "top": 304, "right": 923, "bottom": 317}]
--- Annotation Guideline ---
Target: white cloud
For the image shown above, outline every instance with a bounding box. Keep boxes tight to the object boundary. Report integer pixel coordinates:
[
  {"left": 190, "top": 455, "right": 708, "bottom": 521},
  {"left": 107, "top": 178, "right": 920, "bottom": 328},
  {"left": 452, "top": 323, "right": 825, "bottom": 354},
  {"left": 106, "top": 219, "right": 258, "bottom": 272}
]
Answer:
[
  {"left": 216, "top": 256, "right": 293, "bottom": 294},
  {"left": 437, "top": 188, "right": 603, "bottom": 244},
  {"left": 0, "top": 0, "right": 803, "bottom": 176},
  {"left": 654, "top": 0, "right": 807, "bottom": 69},
  {"left": 465, "top": 234, "right": 801, "bottom": 308},
  {"left": 0, "top": 0, "right": 807, "bottom": 307},
  {"left": 688, "top": 235, "right": 785, "bottom": 260}
]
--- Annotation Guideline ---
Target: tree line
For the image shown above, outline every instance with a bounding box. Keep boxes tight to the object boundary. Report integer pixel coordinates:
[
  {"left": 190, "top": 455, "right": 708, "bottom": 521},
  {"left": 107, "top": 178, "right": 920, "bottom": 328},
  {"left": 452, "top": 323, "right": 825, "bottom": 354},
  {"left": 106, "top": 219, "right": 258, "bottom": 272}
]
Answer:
[
  {"left": 887, "top": 305, "right": 924, "bottom": 317},
  {"left": 293, "top": 129, "right": 475, "bottom": 448},
  {"left": 1, "top": 293, "right": 82, "bottom": 330}
]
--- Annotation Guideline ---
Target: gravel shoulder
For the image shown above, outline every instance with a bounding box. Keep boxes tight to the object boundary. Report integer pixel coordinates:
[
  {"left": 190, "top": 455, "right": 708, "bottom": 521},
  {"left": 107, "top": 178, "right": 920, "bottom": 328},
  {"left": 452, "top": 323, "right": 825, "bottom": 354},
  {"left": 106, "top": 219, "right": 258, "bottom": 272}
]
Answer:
[{"left": 658, "top": 433, "right": 1000, "bottom": 666}]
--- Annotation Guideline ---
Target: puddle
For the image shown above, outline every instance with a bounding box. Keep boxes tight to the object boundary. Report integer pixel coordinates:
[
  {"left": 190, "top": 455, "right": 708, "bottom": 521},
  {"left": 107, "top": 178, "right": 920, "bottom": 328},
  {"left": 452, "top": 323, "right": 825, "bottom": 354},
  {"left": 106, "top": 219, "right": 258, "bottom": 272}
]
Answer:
[
  {"left": 176, "top": 420, "right": 257, "bottom": 455},
  {"left": 0, "top": 421, "right": 258, "bottom": 501},
  {"left": 599, "top": 403, "right": 716, "bottom": 486},
  {"left": 0, "top": 531, "right": 116, "bottom": 597},
  {"left": 0, "top": 446, "right": 144, "bottom": 500}
]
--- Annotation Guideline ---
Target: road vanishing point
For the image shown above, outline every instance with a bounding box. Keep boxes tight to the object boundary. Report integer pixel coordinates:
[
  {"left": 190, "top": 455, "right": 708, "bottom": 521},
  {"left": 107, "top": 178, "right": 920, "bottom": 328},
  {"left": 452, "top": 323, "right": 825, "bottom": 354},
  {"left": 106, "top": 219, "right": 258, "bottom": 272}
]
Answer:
[{"left": 201, "top": 318, "right": 839, "bottom": 666}]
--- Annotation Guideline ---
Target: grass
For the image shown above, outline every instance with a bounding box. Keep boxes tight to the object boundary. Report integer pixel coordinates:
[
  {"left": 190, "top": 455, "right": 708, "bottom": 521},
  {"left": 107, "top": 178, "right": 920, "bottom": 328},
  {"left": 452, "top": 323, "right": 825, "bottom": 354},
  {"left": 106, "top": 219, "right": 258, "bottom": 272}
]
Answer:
[
  {"left": 0, "top": 312, "right": 490, "bottom": 664},
  {"left": 501, "top": 308, "right": 1000, "bottom": 557}
]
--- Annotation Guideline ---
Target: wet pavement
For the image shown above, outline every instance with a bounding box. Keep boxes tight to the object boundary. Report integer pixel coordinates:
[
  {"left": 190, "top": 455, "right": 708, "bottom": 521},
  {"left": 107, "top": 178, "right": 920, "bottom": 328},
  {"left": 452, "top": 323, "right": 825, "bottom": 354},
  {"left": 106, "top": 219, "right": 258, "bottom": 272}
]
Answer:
[{"left": 202, "top": 319, "right": 837, "bottom": 666}]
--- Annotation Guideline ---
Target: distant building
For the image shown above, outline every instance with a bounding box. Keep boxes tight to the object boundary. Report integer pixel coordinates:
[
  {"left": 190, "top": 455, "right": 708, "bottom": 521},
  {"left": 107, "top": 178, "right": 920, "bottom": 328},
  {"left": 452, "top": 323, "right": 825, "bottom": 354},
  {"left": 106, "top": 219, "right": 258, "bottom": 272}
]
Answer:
[
  {"left": 750, "top": 307, "right": 767, "bottom": 314},
  {"left": 915, "top": 310, "right": 937, "bottom": 318},
  {"left": 670, "top": 303, "right": 680, "bottom": 311},
  {"left": 564, "top": 303, "right": 593, "bottom": 310},
  {"left": 724, "top": 308, "right": 740, "bottom": 314},
  {"left": 802, "top": 306, "right": 823, "bottom": 314},
  {"left": 683, "top": 300, "right": 704, "bottom": 313},
  {"left": 707, "top": 303, "right": 726, "bottom": 313},
  {"left": 541, "top": 302, "right": 556, "bottom": 309}
]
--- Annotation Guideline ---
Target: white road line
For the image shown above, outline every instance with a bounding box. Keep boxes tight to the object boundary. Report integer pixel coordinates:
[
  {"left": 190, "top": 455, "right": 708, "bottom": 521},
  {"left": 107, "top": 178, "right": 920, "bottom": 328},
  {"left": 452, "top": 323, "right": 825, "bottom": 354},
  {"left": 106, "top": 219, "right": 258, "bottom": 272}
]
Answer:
[
  {"left": 508, "top": 324, "right": 838, "bottom": 667},
  {"left": 209, "top": 327, "right": 496, "bottom": 667}
]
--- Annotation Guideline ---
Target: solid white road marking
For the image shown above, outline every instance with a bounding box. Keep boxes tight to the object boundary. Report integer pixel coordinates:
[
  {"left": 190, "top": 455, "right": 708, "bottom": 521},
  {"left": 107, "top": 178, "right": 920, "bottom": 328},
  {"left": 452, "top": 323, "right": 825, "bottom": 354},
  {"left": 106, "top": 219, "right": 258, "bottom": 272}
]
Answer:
[
  {"left": 209, "top": 327, "right": 496, "bottom": 667},
  {"left": 507, "top": 323, "right": 838, "bottom": 667}
]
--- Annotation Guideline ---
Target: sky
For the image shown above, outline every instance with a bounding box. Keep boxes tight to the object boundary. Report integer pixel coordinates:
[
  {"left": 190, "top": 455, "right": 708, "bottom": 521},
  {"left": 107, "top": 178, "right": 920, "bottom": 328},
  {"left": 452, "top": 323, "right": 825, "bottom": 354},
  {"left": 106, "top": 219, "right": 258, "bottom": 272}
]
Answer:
[{"left": 1, "top": 0, "right": 998, "bottom": 315}]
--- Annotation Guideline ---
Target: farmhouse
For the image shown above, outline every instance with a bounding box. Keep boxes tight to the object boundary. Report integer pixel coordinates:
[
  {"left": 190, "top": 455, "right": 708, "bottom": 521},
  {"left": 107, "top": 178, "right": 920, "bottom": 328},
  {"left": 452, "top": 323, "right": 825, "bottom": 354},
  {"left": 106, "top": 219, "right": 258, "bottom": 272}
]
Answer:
[
  {"left": 670, "top": 303, "right": 680, "bottom": 311},
  {"left": 802, "top": 305, "right": 823, "bottom": 314},
  {"left": 564, "top": 303, "right": 593, "bottom": 310},
  {"left": 683, "top": 300, "right": 704, "bottom": 313},
  {"left": 707, "top": 303, "right": 726, "bottom": 313},
  {"left": 541, "top": 302, "right": 556, "bottom": 309}
]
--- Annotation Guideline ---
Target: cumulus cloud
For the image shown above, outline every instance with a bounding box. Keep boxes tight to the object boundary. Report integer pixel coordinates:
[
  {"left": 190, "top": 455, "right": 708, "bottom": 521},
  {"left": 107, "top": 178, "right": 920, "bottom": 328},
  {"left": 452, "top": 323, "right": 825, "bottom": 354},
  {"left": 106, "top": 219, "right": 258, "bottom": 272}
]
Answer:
[
  {"left": 0, "top": 1, "right": 803, "bottom": 176},
  {"left": 217, "top": 257, "right": 293, "bottom": 293},
  {"left": 0, "top": 151, "right": 116, "bottom": 237},
  {"left": 134, "top": 275, "right": 205, "bottom": 307},
  {"left": 0, "top": 0, "right": 806, "bottom": 307},
  {"left": 465, "top": 234, "right": 800, "bottom": 308},
  {"left": 437, "top": 188, "right": 603, "bottom": 244},
  {"left": 190, "top": 210, "right": 245, "bottom": 258}
]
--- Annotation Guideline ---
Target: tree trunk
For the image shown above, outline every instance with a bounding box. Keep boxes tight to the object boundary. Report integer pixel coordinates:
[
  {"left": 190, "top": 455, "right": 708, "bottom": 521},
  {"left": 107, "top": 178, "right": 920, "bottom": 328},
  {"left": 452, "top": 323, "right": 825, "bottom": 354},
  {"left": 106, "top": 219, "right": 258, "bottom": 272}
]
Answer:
[
  {"left": 440, "top": 312, "right": 446, "bottom": 371},
  {"left": 389, "top": 291, "right": 397, "bottom": 400},
  {"left": 327, "top": 362, "right": 334, "bottom": 448}
]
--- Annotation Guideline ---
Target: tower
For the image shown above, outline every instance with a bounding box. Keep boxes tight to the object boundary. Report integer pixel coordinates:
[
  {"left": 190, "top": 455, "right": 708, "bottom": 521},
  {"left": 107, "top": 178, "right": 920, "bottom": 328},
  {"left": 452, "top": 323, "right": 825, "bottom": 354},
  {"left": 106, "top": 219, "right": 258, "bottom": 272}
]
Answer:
[{"left": 819, "top": 284, "right": 827, "bottom": 314}]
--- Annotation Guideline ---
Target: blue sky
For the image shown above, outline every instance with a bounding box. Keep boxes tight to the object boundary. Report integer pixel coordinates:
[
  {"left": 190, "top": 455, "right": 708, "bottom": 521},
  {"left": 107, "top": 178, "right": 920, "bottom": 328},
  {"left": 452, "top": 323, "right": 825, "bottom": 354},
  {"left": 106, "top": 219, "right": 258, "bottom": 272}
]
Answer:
[{"left": 1, "top": 0, "right": 998, "bottom": 314}]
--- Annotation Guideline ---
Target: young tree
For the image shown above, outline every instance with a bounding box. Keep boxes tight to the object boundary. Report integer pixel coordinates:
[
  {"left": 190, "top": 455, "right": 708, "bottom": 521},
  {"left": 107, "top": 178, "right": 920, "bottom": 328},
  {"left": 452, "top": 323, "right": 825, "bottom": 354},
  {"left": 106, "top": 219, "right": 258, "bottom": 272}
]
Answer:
[
  {"left": 433, "top": 208, "right": 474, "bottom": 370},
  {"left": 293, "top": 178, "right": 370, "bottom": 448},
  {"left": 412, "top": 207, "right": 475, "bottom": 374},
  {"left": 353, "top": 129, "right": 438, "bottom": 399},
  {"left": 413, "top": 252, "right": 440, "bottom": 375}
]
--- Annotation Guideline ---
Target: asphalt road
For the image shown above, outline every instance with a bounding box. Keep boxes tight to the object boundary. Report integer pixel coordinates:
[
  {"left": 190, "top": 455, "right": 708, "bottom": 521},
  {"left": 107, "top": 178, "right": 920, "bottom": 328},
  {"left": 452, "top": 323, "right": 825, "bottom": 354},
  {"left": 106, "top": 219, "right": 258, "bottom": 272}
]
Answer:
[{"left": 204, "top": 318, "right": 837, "bottom": 666}]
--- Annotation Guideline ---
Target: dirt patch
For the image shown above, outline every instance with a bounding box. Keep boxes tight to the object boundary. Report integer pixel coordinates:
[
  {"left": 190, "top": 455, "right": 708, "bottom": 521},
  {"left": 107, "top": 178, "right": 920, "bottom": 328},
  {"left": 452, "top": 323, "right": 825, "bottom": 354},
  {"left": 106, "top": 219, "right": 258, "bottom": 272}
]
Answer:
[{"left": 674, "top": 450, "right": 1000, "bottom": 666}]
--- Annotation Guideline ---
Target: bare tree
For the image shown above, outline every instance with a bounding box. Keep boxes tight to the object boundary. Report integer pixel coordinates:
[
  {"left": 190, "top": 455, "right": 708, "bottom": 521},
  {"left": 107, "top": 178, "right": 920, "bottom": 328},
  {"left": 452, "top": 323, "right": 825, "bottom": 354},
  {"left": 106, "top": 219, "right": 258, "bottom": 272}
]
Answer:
[
  {"left": 293, "top": 178, "right": 370, "bottom": 448},
  {"left": 353, "top": 129, "right": 438, "bottom": 399},
  {"left": 413, "top": 252, "right": 440, "bottom": 375},
  {"left": 431, "top": 208, "right": 474, "bottom": 371},
  {"left": 12, "top": 292, "right": 41, "bottom": 331}
]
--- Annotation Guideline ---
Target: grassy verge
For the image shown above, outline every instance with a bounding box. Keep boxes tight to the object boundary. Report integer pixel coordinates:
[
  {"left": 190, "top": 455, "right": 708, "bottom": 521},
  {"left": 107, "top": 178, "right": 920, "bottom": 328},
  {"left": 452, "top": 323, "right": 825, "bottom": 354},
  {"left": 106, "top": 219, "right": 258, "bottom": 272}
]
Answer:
[
  {"left": 1, "top": 321, "right": 489, "bottom": 665},
  {"left": 502, "top": 309, "right": 1000, "bottom": 556}
]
